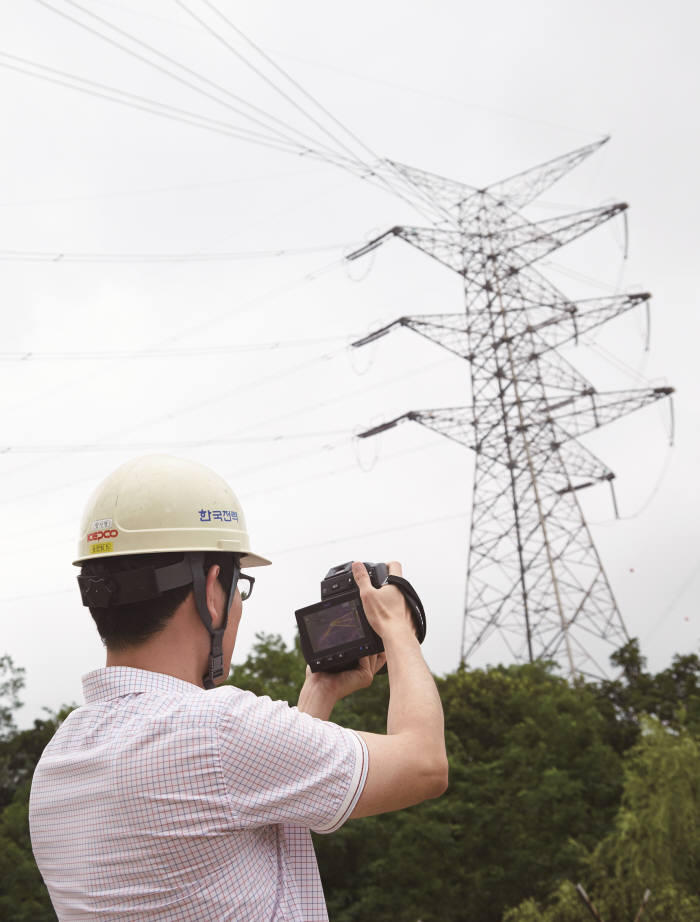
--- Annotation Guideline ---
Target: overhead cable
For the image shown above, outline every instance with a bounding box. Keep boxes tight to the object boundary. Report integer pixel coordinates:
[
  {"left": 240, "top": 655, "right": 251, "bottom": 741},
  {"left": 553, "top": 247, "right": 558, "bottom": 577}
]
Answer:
[
  {"left": 44, "top": 0, "right": 355, "bottom": 164},
  {"left": 0, "top": 52, "right": 302, "bottom": 156},
  {"left": 174, "top": 0, "right": 364, "bottom": 164},
  {"left": 177, "top": 0, "right": 439, "bottom": 217},
  {"left": 0, "top": 428, "right": 355, "bottom": 455},
  {"left": 0, "top": 168, "right": 323, "bottom": 208},
  {"left": 268, "top": 509, "right": 470, "bottom": 557},
  {"left": 2, "top": 437, "right": 444, "bottom": 553},
  {"left": 0, "top": 335, "right": 351, "bottom": 362},
  {"left": 0, "top": 240, "right": 358, "bottom": 264}
]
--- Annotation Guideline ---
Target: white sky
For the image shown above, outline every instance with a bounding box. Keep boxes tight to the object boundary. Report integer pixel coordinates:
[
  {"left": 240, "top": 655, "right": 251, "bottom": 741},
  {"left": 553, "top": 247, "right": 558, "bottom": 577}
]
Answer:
[{"left": 1, "top": 0, "right": 698, "bottom": 727}]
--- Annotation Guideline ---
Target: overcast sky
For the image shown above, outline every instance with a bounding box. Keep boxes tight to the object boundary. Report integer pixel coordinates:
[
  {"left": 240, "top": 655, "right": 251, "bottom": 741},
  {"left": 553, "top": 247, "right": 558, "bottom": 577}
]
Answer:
[{"left": 1, "top": 0, "right": 698, "bottom": 728}]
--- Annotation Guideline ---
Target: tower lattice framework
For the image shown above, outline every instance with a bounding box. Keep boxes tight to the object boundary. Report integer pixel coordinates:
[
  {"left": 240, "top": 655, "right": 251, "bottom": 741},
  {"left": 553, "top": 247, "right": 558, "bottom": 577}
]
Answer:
[{"left": 349, "top": 139, "right": 673, "bottom": 679}]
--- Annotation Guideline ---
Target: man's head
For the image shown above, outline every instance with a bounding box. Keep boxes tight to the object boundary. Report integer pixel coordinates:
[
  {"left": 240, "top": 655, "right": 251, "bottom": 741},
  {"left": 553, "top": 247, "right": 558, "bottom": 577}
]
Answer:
[
  {"left": 74, "top": 455, "right": 270, "bottom": 687},
  {"left": 80, "top": 550, "right": 236, "bottom": 651}
]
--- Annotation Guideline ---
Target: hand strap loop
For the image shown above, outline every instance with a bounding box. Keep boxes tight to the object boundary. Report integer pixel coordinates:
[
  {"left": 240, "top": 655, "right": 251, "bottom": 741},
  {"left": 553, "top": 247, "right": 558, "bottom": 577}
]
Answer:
[{"left": 385, "top": 574, "right": 427, "bottom": 643}]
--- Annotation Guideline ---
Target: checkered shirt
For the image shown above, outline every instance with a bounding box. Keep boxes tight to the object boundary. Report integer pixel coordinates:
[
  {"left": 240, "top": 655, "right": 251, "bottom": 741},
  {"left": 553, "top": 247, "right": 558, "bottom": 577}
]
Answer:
[{"left": 29, "top": 667, "right": 368, "bottom": 921}]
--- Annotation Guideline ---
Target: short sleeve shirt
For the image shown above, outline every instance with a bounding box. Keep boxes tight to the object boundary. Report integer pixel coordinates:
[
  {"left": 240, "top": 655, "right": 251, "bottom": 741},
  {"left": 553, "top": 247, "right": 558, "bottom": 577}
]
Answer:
[{"left": 29, "top": 667, "right": 368, "bottom": 921}]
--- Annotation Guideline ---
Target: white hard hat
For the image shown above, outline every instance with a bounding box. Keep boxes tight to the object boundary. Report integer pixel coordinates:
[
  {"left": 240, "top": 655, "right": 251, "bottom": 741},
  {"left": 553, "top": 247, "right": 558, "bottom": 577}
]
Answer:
[{"left": 73, "top": 454, "right": 270, "bottom": 568}]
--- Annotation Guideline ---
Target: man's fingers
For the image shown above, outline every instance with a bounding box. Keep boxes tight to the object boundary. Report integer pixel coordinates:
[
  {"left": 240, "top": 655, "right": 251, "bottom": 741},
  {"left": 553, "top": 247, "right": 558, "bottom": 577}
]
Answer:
[
  {"left": 352, "top": 560, "right": 371, "bottom": 592},
  {"left": 387, "top": 560, "right": 403, "bottom": 578}
]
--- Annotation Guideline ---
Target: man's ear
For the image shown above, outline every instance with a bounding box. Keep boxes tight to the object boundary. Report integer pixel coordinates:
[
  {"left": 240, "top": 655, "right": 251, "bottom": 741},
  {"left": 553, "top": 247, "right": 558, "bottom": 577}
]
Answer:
[{"left": 205, "top": 564, "right": 223, "bottom": 628}]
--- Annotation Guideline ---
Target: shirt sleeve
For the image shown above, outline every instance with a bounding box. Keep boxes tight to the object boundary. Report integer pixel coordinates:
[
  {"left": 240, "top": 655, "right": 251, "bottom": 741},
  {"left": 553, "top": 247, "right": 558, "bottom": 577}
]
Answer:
[{"left": 214, "top": 688, "right": 368, "bottom": 834}]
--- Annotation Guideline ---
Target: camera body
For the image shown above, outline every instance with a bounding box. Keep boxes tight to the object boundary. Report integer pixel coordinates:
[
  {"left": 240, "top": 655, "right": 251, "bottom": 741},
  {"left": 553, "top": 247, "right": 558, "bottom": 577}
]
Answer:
[{"left": 295, "top": 561, "right": 388, "bottom": 673}]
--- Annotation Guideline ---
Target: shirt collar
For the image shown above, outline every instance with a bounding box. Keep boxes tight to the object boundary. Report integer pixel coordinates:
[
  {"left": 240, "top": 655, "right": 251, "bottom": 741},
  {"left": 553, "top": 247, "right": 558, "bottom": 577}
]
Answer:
[{"left": 82, "top": 667, "right": 206, "bottom": 704}]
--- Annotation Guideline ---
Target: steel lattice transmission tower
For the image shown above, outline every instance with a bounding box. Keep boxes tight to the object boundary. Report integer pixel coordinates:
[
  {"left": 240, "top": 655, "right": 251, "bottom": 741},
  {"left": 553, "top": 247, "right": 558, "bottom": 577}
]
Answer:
[{"left": 348, "top": 139, "right": 674, "bottom": 679}]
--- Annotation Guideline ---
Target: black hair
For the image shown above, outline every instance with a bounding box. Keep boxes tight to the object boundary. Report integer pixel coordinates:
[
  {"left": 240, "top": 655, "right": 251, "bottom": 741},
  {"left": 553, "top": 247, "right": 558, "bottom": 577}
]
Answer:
[{"left": 80, "top": 551, "right": 236, "bottom": 652}]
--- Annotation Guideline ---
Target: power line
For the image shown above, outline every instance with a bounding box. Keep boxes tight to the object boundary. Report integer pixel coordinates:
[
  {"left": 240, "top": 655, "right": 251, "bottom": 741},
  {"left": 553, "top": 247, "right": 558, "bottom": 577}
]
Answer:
[
  {"left": 0, "top": 350, "right": 449, "bottom": 520},
  {"left": 0, "top": 428, "right": 355, "bottom": 455},
  {"left": 0, "top": 168, "right": 323, "bottom": 208},
  {"left": 174, "top": 0, "right": 364, "bottom": 165},
  {"left": 0, "top": 251, "right": 351, "bottom": 484},
  {"left": 12, "top": 8, "right": 443, "bottom": 223},
  {"left": 157, "top": 253, "right": 347, "bottom": 347},
  {"left": 0, "top": 353, "right": 447, "bottom": 458},
  {"left": 643, "top": 559, "right": 700, "bottom": 643},
  {"left": 63, "top": 0, "right": 349, "bottom": 161},
  {"left": 194, "top": 0, "right": 382, "bottom": 167},
  {"left": 0, "top": 507, "right": 468, "bottom": 593},
  {"left": 0, "top": 52, "right": 302, "bottom": 156},
  {"left": 35, "top": 0, "right": 348, "bottom": 163},
  {"left": 268, "top": 509, "right": 470, "bottom": 557},
  {"left": 37, "top": 0, "right": 450, "bottom": 220},
  {"left": 0, "top": 241, "right": 356, "bottom": 264},
  {"left": 264, "top": 46, "right": 603, "bottom": 141},
  {"left": 0, "top": 334, "right": 351, "bottom": 362},
  {"left": 0, "top": 435, "right": 445, "bottom": 553},
  {"left": 177, "top": 0, "right": 433, "bottom": 216},
  {"left": 246, "top": 436, "right": 444, "bottom": 501}
]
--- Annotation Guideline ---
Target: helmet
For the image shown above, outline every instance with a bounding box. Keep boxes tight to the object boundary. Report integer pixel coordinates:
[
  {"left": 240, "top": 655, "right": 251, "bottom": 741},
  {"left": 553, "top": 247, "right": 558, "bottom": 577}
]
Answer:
[
  {"left": 73, "top": 454, "right": 270, "bottom": 568},
  {"left": 74, "top": 455, "right": 270, "bottom": 690}
]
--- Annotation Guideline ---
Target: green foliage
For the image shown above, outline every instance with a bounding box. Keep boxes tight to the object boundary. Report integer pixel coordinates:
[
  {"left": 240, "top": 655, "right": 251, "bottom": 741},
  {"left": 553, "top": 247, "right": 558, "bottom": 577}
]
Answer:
[
  {"left": 0, "top": 686, "right": 73, "bottom": 922},
  {"left": 594, "top": 639, "right": 700, "bottom": 752},
  {"left": 0, "top": 715, "right": 66, "bottom": 812},
  {"left": 226, "top": 631, "right": 307, "bottom": 702},
  {"left": 506, "top": 719, "right": 700, "bottom": 922},
  {"left": 0, "top": 655, "right": 25, "bottom": 740},
  {"left": 404, "top": 662, "right": 624, "bottom": 921},
  {"left": 0, "top": 783, "right": 56, "bottom": 921},
  {"left": 233, "top": 636, "right": 700, "bottom": 922},
  {"left": 232, "top": 639, "right": 626, "bottom": 922},
  {"left": 0, "top": 637, "right": 698, "bottom": 922}
]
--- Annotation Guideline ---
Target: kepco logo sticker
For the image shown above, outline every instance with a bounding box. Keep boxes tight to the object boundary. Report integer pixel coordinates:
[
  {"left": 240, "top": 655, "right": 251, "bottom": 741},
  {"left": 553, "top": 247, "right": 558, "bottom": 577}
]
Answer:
[{"left": 87, "top": 529, "right": 119, "bottom": 542}]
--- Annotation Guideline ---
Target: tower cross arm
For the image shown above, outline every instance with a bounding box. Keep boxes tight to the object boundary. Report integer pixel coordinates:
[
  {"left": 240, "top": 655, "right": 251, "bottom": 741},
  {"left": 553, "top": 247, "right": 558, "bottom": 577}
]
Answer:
[
  {"left": 516, "top": 386, "right": 675, "bottom": 440},
  {"left": 357, "top": 407, "right": 477, "bottom": 450},
  {"left": 368, "top": 203, "right": 628, "bottom": 282},
  {"left": 518, "top": 292, "right": 651, "bottom": 351},
  {"left": 345, "top": 227, "right": 402, "bottom": 262},
  {"left": 501, "top": 203, "right": 628, "bottom": 270},
  {"left": 478, "top": 137, "right": 609, "bottom": 211},
  {"left": 351, "top": 313, "right": 475, "bottom": 360},
  {"left": 356, "top": 406, "right": 618, "bottom": 489}
]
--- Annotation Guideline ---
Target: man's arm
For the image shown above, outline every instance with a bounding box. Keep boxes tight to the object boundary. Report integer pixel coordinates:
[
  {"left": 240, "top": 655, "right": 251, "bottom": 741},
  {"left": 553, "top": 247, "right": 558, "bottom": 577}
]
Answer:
[{"left": 296, "top": 560, "right": 448, "bottom": 817}]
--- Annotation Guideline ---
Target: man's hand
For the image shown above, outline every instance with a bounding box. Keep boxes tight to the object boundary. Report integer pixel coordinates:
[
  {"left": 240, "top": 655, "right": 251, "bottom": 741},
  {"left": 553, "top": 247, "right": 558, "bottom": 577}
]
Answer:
[
  {"left": 296, "top": 558, "right": 410, "bottom": 721},
  {"left": 297, "top": 653, "right": 386, "bottom": 721},
  {"left": 352, "top": 560, "right": 415, "bottom": 640}
]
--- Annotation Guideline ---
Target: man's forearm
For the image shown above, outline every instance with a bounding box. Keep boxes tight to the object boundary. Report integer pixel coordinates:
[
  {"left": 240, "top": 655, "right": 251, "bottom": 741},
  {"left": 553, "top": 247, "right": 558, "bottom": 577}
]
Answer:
[
  {"left": 296, "top": 676, "right": 337, "bottom": 721},
  {"left": 383, "top": 627, "right": 446, "bottom": 765}
]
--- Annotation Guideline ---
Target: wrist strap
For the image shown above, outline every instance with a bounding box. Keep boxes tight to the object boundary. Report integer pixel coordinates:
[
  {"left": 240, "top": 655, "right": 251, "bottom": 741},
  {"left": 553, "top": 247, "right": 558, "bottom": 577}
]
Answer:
[{"left": 385, "top": 574, "right": 427, "bottom": 643}]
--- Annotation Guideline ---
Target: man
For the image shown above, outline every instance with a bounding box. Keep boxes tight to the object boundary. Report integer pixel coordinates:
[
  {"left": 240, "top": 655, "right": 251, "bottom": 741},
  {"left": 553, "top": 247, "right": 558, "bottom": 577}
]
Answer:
[{"left": 29, "top": 454, "right": 448, "bottom": 921}]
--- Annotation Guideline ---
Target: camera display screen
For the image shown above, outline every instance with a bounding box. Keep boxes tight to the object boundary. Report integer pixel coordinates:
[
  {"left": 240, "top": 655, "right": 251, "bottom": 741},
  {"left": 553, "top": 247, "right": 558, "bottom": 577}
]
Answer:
[{"left": 302, "top": 598, "right": 366, "bottom": 652}]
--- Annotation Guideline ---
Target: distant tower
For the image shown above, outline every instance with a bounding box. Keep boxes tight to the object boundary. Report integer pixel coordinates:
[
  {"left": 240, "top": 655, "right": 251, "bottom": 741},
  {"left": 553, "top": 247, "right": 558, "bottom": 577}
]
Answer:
[{"left": 349, "top": 140, "right": 673, "bottom": 679}]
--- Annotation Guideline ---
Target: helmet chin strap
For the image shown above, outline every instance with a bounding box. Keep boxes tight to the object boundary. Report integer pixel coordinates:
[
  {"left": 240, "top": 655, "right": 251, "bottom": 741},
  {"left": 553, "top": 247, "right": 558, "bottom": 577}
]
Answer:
[{"left": 188, "top": 552, "right": 240, "bottom": 690}]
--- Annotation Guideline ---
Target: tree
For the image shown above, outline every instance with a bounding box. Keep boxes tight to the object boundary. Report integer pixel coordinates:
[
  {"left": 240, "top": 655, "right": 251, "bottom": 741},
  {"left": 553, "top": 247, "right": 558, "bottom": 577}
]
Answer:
[
  {"left": 0, "top": 656, "right": 25, "bottom": 740},
  {"left": 593, "top": 640, "right": 700, "bottom": 753},
  {"left": 0, "top": 633, "right": 694, "bottom": 922},
  {"left": 0, "top": 715, "right": 65, "bottom": 812},
  {"left": 504, "top": 718, "right": 700, "bottom": 922},
  {"left": 231, "top": 636, "right": 626, "bottom": 922},
  {"left": 226, "top": 631, "right": 307, "bottom": 703},
  {"left": 0, "top": 782, "right": 56, "bottom": 922},
  {"left": 0, "top": 682, "right": 70, "bottom": 922}
]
